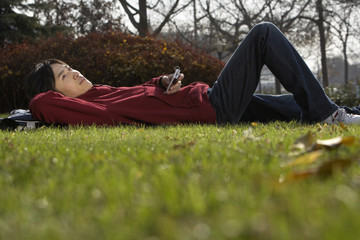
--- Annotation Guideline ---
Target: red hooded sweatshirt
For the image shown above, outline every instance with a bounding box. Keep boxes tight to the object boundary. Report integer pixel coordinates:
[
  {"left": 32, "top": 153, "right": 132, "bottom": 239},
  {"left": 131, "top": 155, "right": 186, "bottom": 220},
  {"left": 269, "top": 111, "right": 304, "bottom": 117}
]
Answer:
[{"left": 29, "top": 76, "right": 216, "bottom": 126}]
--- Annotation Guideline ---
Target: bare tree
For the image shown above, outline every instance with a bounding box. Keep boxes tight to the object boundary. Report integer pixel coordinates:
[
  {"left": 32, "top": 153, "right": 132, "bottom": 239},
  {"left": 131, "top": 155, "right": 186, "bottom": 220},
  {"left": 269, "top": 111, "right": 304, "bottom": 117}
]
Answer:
[
  {"left": 202, "top": 0, "right": 269, "bottom": 53},
  {"left": 119, "top": 0, "right": 191, "bottom": 36},
  {"left": 298, "top": 0, "right": 338, "bottom": 87},
  {"left": 330, "top": 3, "right": 352, "bottom": 84},
  {"left": 263, "top": 0, "right": 312, "bottom": 31},
  {"left": 163, "top": 0, "right": 209, "bottom": 49},
  {"left": 201, "top": 0, "right": 315, "bottom": 53}
]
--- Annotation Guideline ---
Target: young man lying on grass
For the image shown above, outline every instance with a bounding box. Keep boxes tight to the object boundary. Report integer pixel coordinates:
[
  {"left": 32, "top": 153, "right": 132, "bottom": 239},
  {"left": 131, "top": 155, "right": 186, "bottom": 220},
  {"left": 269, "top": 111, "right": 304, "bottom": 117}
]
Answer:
[{"left": 25, "top": 22, "right": 360, "bottom": 126}]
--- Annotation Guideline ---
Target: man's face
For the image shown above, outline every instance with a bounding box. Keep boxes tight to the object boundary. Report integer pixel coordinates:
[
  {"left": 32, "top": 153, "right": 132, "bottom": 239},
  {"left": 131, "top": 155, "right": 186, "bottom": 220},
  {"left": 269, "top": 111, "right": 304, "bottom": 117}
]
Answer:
[{"left": 51, "top": 63, "right": 93, "bottom": 97}]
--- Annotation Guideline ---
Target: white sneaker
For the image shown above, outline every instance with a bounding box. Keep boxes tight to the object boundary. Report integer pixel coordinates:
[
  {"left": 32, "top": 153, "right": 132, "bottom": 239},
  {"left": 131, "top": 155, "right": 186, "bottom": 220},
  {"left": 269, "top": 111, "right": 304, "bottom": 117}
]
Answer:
[{"left": 322, "top": 108, "right": 360, "bottom": 125}]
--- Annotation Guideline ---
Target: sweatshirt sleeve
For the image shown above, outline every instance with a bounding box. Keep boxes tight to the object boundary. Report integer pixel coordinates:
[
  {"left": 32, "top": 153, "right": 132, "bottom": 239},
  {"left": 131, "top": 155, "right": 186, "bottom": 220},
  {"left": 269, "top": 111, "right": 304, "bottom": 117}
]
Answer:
[
  {"left": 29, "top": 91, "right": 115, "bottom": 126},
  {"left": 144, "top": 75, "right": 166, "bottom": 87}
]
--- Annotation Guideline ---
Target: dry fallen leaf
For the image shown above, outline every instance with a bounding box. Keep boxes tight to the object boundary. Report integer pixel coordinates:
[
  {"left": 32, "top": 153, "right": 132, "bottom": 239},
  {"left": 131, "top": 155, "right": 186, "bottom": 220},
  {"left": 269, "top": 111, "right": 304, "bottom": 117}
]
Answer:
[
  {"left": 315, "top": 136, "right": 355, "bottom": 149},
  {"left": 280, "top": 157, "right": 354, "bottom": 183},
  {"left": 282, "top": 150, "right": 324, "bottom": 168},
  {"left": 279, "top": 170, "right": 316, "bottom": 183},
  {"left": 339, "top": 121, "right": 348, "bottom": 130},
  {"left": 280, "top": 134, "right": 357, "bottom": 184}
]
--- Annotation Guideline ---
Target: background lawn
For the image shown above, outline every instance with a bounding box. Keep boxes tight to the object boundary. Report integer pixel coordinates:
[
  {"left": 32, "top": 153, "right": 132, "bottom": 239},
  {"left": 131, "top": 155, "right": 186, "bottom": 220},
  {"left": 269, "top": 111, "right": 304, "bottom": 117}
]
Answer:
[{"left": 1, "top": 122, "right": 360, "bottom": 240}]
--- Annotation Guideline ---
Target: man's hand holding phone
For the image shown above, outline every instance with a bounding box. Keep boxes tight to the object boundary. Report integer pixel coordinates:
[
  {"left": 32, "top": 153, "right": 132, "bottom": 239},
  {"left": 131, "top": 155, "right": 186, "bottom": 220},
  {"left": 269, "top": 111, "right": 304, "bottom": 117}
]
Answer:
[{"left": 162, "top": 67, "right": 183, "bottom": 95}]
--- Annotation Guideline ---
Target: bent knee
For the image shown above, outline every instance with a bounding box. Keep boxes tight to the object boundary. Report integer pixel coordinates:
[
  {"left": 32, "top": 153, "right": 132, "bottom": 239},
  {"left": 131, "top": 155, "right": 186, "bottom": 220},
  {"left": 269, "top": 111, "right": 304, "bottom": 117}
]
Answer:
[
  {"left": 254, "top": 22, "right": 277, "bottom": 31},
  {"left": 249, "top": 22, "right": 279, "bottom": 38}
]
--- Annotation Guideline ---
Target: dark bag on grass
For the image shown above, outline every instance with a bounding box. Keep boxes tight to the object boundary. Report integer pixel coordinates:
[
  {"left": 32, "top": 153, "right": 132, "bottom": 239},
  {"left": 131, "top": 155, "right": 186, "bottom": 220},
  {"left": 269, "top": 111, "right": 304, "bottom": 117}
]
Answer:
[{"left": 0, "top": 109, "right": 42, "bottom": 130}]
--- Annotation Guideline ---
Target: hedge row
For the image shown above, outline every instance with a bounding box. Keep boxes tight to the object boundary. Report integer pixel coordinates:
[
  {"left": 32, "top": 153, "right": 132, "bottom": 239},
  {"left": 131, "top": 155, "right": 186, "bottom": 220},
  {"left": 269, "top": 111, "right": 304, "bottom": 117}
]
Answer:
[{"left": 0, "top": 31, "right": 224, "bottom": 113}]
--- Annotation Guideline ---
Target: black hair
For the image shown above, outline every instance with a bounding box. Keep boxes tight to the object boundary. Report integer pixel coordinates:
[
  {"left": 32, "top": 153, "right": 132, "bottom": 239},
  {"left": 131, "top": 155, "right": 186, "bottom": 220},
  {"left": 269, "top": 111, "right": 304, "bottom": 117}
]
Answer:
[{"left": 24, "top": 59, "right": 67, "bottom": 100}]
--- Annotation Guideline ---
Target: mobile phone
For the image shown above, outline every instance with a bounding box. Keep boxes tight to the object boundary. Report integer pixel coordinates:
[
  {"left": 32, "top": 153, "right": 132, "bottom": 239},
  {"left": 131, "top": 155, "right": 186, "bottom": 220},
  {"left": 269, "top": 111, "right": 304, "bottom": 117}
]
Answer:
[{"left": 166, "top": 66, "right": 181, "bottom": 92}]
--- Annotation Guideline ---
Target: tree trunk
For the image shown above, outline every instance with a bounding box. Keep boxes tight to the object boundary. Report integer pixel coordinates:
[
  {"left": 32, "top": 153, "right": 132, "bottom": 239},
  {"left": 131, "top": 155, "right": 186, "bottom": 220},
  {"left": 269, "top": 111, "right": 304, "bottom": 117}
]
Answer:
[
  {"left": 258, "top": 80, "right": 262, "bottom": 93},
  {"left": 193, "top": 0, "right": 198, "bottom": 44},
  {"left": 139, "top": 0, "right": 148, "bottom": 36},
  {"left": 316, "top": 0, "right": 329, "bottom": 87},
  {"left": 343, "top": 41, "right": 349, "bottom": 85},
  {"left": 275, "top": 77, "right": 281, "bottom": 94}
]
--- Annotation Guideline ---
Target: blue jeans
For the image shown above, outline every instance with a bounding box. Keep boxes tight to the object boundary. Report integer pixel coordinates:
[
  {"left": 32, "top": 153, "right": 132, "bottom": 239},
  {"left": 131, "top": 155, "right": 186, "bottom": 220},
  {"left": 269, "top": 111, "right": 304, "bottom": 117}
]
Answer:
[
  {"left": 208, "top": 22, "right": 338, "bottom": 124},
  {"left": 241, "top": 94, "right": 301, "bottom": 122},
  {"left": 239, "top": 94, "right": 360, "bottom": 123}
]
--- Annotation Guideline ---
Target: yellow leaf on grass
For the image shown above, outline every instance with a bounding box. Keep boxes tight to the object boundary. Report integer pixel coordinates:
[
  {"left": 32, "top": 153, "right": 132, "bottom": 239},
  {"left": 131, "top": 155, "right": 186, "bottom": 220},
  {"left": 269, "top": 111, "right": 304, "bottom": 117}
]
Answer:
[
  {"left": 280, "top": 157, "right": 354, "bottom": 183},
  {"left": 282, "top": 150, "right": 323, "bottom": 168},
  {"left": 315, "top": 136, "right": 355, "bottom": 149},
  {"left": 279, "top": 170, "right": 316, "bottom": 183},
  {"left": 280, "top": 135, "right": 356, "bottom": 184},
  {"left": 339, "top": 121, "right": 348, "bottom": 130},
  {"left": 340, "top": 136, "right": 356, "bottom": 146}
]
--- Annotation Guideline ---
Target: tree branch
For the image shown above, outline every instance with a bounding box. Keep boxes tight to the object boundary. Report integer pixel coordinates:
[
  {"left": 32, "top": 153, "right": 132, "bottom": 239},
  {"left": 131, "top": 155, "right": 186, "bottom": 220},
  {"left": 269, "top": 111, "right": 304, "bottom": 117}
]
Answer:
[{"left": 119, "top": 0, "right": 140, "bottom": 30}]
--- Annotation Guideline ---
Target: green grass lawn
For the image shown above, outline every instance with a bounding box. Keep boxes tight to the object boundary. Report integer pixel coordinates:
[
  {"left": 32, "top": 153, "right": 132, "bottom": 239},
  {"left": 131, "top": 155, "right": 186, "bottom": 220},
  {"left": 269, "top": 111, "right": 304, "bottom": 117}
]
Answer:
[{"left": 1, "top": 122, "right": 360, "bottom": 240}]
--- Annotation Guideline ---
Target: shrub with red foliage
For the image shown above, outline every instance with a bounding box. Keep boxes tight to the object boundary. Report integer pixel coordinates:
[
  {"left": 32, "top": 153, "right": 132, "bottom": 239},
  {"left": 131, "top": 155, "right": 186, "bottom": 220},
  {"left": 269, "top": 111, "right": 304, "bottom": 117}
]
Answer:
[{"left": 0, "top": 31, "right": 224, "bottom": 113}]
